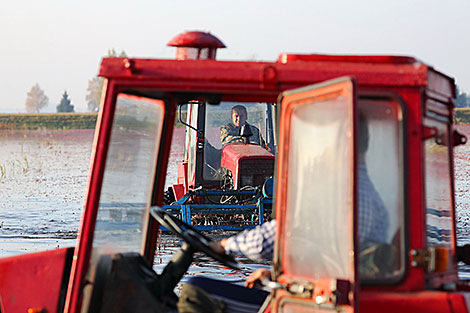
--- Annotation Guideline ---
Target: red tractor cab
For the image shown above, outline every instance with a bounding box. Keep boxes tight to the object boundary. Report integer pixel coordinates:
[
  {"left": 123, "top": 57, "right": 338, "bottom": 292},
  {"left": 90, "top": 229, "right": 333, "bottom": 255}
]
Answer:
[
  {"left": 0, "top": 31, "right": 470, "bottom": 313},
  {"left": 272, "top": 72, "right": 468, "bottom": 312}
]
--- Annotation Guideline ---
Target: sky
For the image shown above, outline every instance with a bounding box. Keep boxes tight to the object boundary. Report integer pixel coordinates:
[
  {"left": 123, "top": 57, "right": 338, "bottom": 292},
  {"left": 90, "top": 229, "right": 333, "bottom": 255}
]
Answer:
[{"left": 0, "top": 0, "right": 469, "bottom": 113}]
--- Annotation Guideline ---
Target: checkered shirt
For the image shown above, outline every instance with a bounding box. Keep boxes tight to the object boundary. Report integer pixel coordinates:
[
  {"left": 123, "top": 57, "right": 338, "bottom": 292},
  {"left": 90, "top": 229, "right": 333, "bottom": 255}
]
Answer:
[
  {"left": 223, "top": 220, "right": 276, "bottom": 262},
  {"left": 358, "top": 163, "right": 389, "bottom": 245}
]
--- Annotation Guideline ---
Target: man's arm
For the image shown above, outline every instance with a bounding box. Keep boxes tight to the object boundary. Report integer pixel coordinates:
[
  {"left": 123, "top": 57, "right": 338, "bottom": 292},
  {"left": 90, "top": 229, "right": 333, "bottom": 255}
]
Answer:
[
  {"left": 214, "top": 220, "right": 276, "bottom": 262},
  {"left": 220, "top": 125, "right": 244, "bottom": 145},
  {"left": 245, "top": 268, "right": 272, "bottom": 288}
]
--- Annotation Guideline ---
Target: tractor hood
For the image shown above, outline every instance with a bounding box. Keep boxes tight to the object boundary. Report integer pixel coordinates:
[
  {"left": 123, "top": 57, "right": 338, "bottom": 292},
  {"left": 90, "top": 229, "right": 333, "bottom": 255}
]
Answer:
[{"left": 220, "top": 143, "right": 275, "bottom": 188}]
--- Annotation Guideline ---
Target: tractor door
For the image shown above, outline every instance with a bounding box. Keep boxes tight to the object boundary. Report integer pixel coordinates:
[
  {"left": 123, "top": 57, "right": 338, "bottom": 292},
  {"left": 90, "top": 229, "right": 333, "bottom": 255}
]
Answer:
[
  {"left": 64, "top": 92, "right": 172, "bottom": 313},
  {"left": 272, "top": 77, "right": 359, "bottom": 312}
]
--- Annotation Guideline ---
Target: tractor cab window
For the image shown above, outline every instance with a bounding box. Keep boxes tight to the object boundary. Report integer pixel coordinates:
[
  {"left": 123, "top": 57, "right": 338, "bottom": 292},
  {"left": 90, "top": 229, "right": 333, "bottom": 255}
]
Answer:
[
  {"left": 187, "top": 103, "right": 199, "bottom": 185},
  {"left": 424, "top": 119, "right": 453, "bottom": 251},
  {"left": 92, "top": 94, "right": 164, "bottom": 253},
  {"left": 203, "top": 102, "right": 273, "bottom": 181},
  {"left": 358, "top": 97, "right": 405, "bottom": 282}
]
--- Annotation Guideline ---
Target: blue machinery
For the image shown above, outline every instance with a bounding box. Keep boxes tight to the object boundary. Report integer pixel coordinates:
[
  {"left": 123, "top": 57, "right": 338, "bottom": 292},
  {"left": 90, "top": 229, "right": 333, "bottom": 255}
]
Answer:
[{"left": 162, "top": 186, "right": 273, "bottom": 231}]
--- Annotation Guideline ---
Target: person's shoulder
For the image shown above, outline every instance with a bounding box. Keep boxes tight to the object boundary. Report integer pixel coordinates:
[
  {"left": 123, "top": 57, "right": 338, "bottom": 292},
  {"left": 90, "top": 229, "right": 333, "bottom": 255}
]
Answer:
[
  {"left": 248, "top": 123, "right": 261, "bottom": 132},
  {"left": 246, "top": 122, "right": 256, "bottom": 128}
]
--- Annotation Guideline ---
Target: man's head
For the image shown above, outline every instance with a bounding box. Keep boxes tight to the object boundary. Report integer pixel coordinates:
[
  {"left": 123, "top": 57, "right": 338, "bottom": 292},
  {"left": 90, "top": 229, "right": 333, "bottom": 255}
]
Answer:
[{"left": 231, "top": 105, "right": 247, "bottom": 127}]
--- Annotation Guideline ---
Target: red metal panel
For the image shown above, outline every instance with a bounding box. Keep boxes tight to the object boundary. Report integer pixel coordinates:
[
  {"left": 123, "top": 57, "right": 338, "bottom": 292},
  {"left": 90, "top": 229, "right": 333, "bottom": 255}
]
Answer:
[
  {"left": 177, "top": 161, "right": 188, "bottom": 190},
  {"left": 402, "top": 89, "right": 427, "bottom": 289},
  {"left": 359, "top": 290, "right": 460, "bottom": 313},
  {"left": 0, "top": 248, "right": 72, "bottom": 313},
  {"left": 98, "top": 58, "right": 430, "bottom": 91},
  {"left": 221, "top": 143, "right": 275, "bottom": 164},
  {"left": 449, "top": 293, "right": 470, "bottom": 313},
  {"left": 220, "top": 144, "right": 243, "bottom": 186},
  {"left": 277, "top": 53, "right": 417, "bottom": 64},
  {"left": 172, "top": 183, "right": 185, "bottom": 201},
  {"left": 220, "top": 144, "right": 275, "bottom": 187}
]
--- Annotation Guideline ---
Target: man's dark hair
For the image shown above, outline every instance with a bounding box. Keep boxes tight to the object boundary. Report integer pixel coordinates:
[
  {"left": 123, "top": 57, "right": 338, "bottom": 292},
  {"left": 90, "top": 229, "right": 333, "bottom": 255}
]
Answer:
[
  {"left": 358, "top": 112, "right": 369, "bottom": 154},
  {"left": 231, "top": 105, "right": 247, "bottom": 116}
]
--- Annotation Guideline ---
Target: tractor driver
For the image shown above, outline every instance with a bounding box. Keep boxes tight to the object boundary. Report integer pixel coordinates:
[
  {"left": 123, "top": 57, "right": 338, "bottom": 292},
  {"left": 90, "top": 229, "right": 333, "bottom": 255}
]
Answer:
[{"left": 220, "top": 105, "right": 266, "bottom": 146}]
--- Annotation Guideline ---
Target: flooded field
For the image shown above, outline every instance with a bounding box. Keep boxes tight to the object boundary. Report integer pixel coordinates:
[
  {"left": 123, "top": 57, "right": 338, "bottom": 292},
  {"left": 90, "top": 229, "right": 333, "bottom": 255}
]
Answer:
[
  {"left": 452, "top": 126, "right": 470, "bottom": 246},
  {"left": 0, "top": 128, "right": 267, "bottom": 286},
  {"left": 0, "top": 129, "right": 91, "bottom": 255},
  {"left": 1, "top": 126, "right": 470, "bottom": 282}
]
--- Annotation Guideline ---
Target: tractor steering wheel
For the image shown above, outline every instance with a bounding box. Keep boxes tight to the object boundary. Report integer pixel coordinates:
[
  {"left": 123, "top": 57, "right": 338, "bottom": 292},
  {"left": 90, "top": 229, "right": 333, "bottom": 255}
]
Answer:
[
  {"left": 224, "top": 136, "right": 244, "bottom": 145},
  {"left": 151, "top": 207, "right": 240, "bottom": 270}
]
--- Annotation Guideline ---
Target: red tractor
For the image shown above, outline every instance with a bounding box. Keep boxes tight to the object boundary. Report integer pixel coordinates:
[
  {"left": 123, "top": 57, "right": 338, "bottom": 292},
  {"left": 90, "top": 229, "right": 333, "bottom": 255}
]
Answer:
[
  {"left": 1, "top": 30, "right": 470, "bottom": 313},
  {"left": 163, "top": 32, "right": 276, "bottom": 230}
]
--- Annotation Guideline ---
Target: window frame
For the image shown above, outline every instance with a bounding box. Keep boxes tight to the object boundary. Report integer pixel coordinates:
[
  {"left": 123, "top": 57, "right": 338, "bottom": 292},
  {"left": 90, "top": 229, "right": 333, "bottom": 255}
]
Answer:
[{"left": 197, "top": 101, "right": 276, "bottom": 187}]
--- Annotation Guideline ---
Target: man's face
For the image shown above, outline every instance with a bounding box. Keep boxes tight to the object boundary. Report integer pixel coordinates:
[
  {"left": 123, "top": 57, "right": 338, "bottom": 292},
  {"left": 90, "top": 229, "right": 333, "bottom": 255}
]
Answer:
[{"left": 232, "top": 109, "right": 247, "bottom": 127}]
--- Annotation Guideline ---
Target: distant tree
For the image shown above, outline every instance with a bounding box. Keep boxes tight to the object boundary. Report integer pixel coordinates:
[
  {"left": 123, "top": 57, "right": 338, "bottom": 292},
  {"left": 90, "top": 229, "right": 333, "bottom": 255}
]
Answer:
[
  {"left": 86, "top": 77, "right": 104, "bottom": 112},
  {"left": 455, "top": 86, "right": 470, "bottom": 108},
  {"left": 25, "top": 83, "right": 49, "bottom": 113},
  {"left": 85, "top": 49, "right": 128, "bottom": 112},
  {"left": 107, "top": 49, "right": 128, "bottom": 58},
  {"left": 56, "top": 91, "right": 75, "bottom": 112}
]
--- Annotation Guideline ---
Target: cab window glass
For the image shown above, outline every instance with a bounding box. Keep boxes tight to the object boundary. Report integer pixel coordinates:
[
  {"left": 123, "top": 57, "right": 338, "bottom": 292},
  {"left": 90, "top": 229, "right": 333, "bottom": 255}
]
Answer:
[
  {"left": 187, "top": 103, "right": 198, "bottom": 184},
  {"left": 203, "top": 102, "right": 271, "bottom": 181},
  {"left": 92, "top": 94, "right": 164, "bottom": 253},
  {"left": 358, "top": 98, "right": 404, "bottom": 282},
  {"left": 424, "top": 119, "right": 452, "bottom": 249},
  {"left": 282, "top": 93, "right": 354, "bottom": 281}
]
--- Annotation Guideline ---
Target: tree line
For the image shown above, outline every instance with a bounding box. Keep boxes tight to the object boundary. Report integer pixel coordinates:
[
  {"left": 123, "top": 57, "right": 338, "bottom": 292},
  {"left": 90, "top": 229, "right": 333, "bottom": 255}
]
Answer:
[{"left": 24, "top": 49, "right": 126, "bottom": 114}]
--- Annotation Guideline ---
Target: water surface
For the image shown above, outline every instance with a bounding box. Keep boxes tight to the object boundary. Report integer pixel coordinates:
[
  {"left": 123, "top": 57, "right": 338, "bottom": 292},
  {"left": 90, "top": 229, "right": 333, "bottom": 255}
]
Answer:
[{"left": 1, "top": 126, "right": 470, "bottom": 281}]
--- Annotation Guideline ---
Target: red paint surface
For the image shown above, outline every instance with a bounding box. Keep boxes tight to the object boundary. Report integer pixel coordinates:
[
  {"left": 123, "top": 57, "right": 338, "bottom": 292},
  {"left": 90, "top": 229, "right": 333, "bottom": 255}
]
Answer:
[
  {"left": 167, "top": 31, "right": 226, "bottom": 48},
  {"left": 98, "top": 57, "right": 443, "bottom": 94},
  {"left": 0, "top": 248, "right": 71, "bottom": 313},
  {"left": 220, "top": 143, "right": 275, "bottom": 187},
  {"left": 360, "top": 290, "right": 468, "bottom": 313}
]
